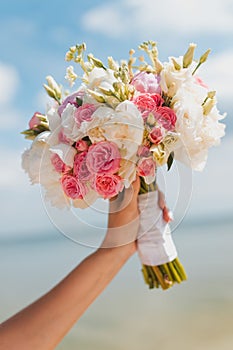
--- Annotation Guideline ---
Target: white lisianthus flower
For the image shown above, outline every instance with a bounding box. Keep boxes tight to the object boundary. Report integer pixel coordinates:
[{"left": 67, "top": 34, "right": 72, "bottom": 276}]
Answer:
[
  {"left": 50, "top": 143, "right": 77, "bottom": 167},
  {"left": 46, "top": 105, "right": 62, "bottom": 146},
  {"left": 160, "top": 56, "right": 195, "bottom": 96},
  {"left": 103, "top": 100, "right": 144, "bottom": 160},
  {"left": 86, "top": 67, "right": 117, "bottom": 93}
]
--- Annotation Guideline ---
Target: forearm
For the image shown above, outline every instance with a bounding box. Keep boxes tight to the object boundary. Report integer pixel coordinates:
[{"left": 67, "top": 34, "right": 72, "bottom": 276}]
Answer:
[{"left": 0, "top": 241, "right": 135, "bottom": 350}]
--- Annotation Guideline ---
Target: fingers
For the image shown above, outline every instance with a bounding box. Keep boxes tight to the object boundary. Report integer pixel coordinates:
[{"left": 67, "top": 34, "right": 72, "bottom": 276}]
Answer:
[{"left": 163, "top": 206, "right": 172, "bottom": 223}]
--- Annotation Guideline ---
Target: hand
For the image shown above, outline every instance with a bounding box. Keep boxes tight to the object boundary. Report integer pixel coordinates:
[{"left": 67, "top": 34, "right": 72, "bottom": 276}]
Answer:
[{"left": 157, "top": 188, "right": 173, "bottom": 223}]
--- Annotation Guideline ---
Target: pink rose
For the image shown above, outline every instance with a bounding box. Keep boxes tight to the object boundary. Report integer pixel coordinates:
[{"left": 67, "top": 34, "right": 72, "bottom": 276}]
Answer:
[
  {"left": 155, "top": 107, "right": 177, "bottom": 131},
  {"left": 94, "top": 174, "right": 124, "bottom": 199},
  {"left": 29, "top": 112, "right": 42, "bottom": 129},
  {"left": 74, "top": 104, "right": 96, "bottom": 126},
  {"left": 137, "top": 145, "right": 151, "bottom": 157},
  {"left": 131, "top": 71, "right": 161, "bottom": 94},
  {"left": 61, "top": 174, "right": 87, "bottom": 199},
  {"left": 149, "top": 126, "right": 164, "bottom": 144},
  {"left": 151, "top": 93, "right": 164, "bottom": 107},
  {"left": 137, "top": 157, "right": 156, "bottom": 177},
  {"left": 86, "top": 141, "right": 121, "bottom": 175},
  {"left": 75, "top": 139, "right": 89, "bottom": 152},
  {"left": 73, "top": 152, "right": 91, "bottom": 181},
  {"left": 133, "top": 93, "right": 157, "bottom": 113},
  {"left": 51, "top": 153, "right": 71, "bottom": 173}
]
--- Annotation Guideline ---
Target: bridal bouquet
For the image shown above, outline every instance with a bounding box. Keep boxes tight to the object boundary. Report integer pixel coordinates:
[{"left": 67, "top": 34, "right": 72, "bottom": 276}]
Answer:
[{"left": 22, "top": 41, "right": 225, "bottom": 290}]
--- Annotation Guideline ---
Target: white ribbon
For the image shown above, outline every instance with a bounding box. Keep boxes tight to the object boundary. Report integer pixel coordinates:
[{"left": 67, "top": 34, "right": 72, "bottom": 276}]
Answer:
[{"left": 137, "top": 191, "right": 177, "bottom": 266}]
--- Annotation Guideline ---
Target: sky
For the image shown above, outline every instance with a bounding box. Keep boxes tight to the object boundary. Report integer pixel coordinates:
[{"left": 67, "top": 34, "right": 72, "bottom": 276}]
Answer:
[{"left": 0, "top": 0, "right": 232, "bottom": 239}]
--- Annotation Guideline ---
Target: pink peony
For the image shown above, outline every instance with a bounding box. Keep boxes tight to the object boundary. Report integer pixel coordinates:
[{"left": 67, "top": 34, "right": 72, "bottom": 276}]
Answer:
[
  {"left": 94, "top": 174, "right": 124, "bottom": 199},
  {"left": 131, "top": 71, "right": 161, "bottom": 94},
  {"left": 51, "top": 153, "right": 71, "bottom": 173},
  {"left": 155, "top": 107, "right": 177, "bottom": 131},
  {"left": 137, "top": 145, "right": 151, "bottom": 157},
  {"left": 73, "top": 152, "right": 91, "bottom": 181},
  {"left": 74, "top": 103, "right": 96, "bottom": 126},
  {"left": 137, "top": 157, "right": 156, "bottom": 177},
  {"left": 61, "top": 174, "right": 87, "bottom": 199},
  {"left": 86, "top": 141, "right": 121, "bottom": 175},
  {"left": 149, "top": 126, "right": 164, "bottom": 144},
  {"left": 29, "top": 112, "right": 42, "bottom": 129},
  {"left": 75, "top": 139, "right": 89, "bottom": 152}
]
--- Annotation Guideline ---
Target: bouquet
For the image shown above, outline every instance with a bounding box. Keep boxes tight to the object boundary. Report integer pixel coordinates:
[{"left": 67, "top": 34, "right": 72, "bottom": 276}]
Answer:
[{"left": 22, "top": 41, "right": 225, "bottom": 290}]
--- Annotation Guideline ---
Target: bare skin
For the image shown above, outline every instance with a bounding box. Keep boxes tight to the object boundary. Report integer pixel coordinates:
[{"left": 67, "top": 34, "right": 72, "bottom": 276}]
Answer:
[{"left": 0, "top": 179, "right": 170, "bottom": 350}]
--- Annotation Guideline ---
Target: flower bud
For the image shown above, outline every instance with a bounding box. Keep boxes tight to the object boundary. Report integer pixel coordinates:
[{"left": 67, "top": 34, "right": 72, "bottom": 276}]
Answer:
[
  {"left": 171, "top": 58, "right": 181, "bottom": 70},
  {"left": 108, "top": 56, "right": 119, "bottom": 71},
  {"left": 65, "top": 51, "right": 73, "bottom": 61},
  {"left": 203, "top": 98, "right": 216, "bottom": 115},
  {"left": 183, "top": 43, "right": 196, "bottom": 68},
  {"left": 146, "top": 112, "right": 156, "bottom": 126},
  {"left": 45, "top": 76, "right": 62, "bottom": 100},
  {"left": 87, "top": 89, "right": 105, "bottom": 103},
  {"left": 43, "top": 84, "right": 57, "bottom": 99},
  {"left": 87, "top": 54, "right": 106, "bottom": 70},
  {"left": 199, "top": 49, "right": 211, "bottom": 64}
]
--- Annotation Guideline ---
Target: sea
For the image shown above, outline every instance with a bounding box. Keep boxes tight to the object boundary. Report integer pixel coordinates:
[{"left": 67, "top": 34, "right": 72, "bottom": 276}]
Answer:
[{"left": 0, "top": 218, "right": 233, "bottom": 350}]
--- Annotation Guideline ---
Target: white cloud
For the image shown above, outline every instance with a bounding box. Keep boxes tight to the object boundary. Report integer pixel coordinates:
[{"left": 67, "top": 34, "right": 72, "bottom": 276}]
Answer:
[
  {"left": 0, "top": 62, "right": 19, "bottom": 105},
  {"left": 82, "top": 0, "right": 233, "bottom": 38}
]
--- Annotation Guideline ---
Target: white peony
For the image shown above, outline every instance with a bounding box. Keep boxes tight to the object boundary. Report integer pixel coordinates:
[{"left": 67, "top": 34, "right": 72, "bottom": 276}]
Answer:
[
  {"left": 103, "top": 100, "right": 144, "bottom": 160},
  {"left": 172, "top": 80, "right": 225, "bottom": 171},
  {"left": 22, "top": 131, "right": 70, "bottom": 208}
]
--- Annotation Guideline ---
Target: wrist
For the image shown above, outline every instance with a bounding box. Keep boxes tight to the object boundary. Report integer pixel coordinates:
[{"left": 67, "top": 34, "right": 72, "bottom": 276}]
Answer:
[{"left": 98, "top": 238, "right": 136, "bottom": 258}]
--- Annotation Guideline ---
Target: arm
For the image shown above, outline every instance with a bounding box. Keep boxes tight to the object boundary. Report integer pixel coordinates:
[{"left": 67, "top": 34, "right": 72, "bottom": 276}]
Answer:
[{"left": 0, "top": 179, "right": 140, "bottom": 350}]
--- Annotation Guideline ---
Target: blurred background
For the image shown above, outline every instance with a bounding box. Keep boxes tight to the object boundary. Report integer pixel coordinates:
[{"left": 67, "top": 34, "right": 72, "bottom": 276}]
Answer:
[{"left": 0, "top": 0, "right": 233, "bottom": 349}]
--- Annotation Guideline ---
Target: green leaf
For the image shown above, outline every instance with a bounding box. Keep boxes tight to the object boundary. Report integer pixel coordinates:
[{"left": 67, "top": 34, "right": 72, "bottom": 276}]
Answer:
[
  {"left": 76, "top": 97, "right": 83, "bottom": 106},
  {"left": 167, "top": 151, "right": 174, "bottom": 171}
]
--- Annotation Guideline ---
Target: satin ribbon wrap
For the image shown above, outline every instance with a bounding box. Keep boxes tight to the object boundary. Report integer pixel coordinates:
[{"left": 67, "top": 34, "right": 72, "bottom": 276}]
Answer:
[{"left": 137, "top": 191, "right": 177, "bottom": 266}]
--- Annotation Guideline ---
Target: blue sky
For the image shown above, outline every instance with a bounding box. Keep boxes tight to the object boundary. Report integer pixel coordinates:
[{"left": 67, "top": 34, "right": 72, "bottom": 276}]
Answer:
[{"left": 0, "top": 0, "right": 232, "bottom": 238}]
